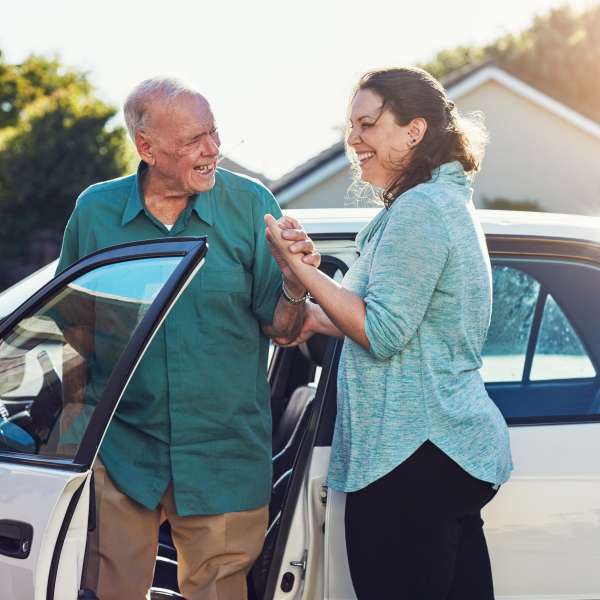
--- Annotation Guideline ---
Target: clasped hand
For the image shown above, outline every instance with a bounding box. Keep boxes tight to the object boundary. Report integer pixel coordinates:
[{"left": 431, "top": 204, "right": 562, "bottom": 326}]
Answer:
[
  {"left": 264, "top": 214, "right": 320, "bottom": 274},
  {"left": 265, "top": 214, "right": 321, "bottom": 347}
]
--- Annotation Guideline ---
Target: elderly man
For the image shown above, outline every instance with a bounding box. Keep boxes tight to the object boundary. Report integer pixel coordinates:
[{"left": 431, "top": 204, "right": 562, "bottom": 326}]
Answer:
[{"left": 56, "top": 78, "right": 316, "bottom": 600}]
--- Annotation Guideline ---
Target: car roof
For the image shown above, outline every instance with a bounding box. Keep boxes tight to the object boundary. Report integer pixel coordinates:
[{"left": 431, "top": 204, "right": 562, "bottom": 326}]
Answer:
[
  {"left": 2, "top": 209, "right": 600, "bottom": 320},
  {"left": 286, "top": 207, "right": 600, "bottom": 243}
]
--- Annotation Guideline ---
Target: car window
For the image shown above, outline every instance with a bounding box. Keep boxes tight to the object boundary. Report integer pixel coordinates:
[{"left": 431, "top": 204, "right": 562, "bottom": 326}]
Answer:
[
  {"left": 482, "top": 264, "right": 595, "bottom": 386},
  {"left": 531, "top": 294, "right": 595, "bottom": 381},
  {"left": 481, "top": 266, "right": 540, "bottom": 383},
  {"left": 0, "top": 256, "right": 181, "bottom": 459}
]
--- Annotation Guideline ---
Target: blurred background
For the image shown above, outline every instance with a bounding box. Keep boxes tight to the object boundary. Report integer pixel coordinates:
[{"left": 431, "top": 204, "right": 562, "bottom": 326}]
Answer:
[{"left": 1, "top": 0, "right": 599, "bottom": 290}]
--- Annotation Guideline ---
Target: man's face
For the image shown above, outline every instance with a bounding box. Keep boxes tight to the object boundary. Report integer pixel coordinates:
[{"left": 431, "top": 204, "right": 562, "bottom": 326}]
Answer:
[{"left": 144, "top": 93, "right": 221, "bottom": 195}]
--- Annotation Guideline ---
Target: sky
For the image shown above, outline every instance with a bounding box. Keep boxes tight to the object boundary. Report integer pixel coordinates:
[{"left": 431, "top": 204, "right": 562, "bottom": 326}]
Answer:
[{"left": 0, "top": 0, "right": 595, "bottom": 179}]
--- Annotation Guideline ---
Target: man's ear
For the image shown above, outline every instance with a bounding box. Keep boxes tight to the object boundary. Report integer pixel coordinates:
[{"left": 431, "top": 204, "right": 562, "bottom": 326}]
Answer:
[
  {"left": 135, "top": 131, "right": 156, "bottom": 165},
  {"left": 408, "top": 117, "right": 427, "bottom": 145}
]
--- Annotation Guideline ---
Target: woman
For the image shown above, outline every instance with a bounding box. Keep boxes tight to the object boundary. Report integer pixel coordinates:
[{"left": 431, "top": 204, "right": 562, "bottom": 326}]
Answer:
[{"left": 266, "top": 67, "right": 512, "bottom": 599}]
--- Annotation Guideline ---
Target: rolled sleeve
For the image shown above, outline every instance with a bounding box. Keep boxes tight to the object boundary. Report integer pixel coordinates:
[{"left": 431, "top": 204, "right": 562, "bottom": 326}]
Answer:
[
  {"left": 251, "top": 187, "right": 283, "bottom": 325},
  {"left": 364, "top": 195, "right": 450, "bottom": 360}
]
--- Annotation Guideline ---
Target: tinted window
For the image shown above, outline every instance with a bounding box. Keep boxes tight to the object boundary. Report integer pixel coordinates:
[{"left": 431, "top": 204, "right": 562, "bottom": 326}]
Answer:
[
  {"left": 531, "top": 294, "right": 595, "bottom": 381},
  {"left": 0, "top": 257, "right": 181, "bottom": 458},
  {"left": 481, "top": 266, "right": 539, "bottom": 383},
  {"left": 481, "top": 264, "right": 595, "bottom": 387}
]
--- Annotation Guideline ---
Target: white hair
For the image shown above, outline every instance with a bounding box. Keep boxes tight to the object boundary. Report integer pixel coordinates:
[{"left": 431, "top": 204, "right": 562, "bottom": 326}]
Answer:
[{"left": 123, "top": 77, "right": 199, "bottom": 140}]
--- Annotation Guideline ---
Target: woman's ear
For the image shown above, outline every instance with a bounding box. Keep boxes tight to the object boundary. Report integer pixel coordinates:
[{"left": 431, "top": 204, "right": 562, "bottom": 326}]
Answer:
[{"left": 408, "top": 117, "right": 427, "bottom": 146}]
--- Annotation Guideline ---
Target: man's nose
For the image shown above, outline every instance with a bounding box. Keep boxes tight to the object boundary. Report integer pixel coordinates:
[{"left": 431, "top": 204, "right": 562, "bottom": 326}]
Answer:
[{"left": 201, "top": 134, "right": 220, "bottom": 156}]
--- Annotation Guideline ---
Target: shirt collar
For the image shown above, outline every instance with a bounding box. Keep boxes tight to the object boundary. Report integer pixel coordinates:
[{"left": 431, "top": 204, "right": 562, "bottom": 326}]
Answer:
[
  {"left": 121, "top": 162, "right": 214, "bottom": 227},
  {"left": 433, "top": 160, "right": 471, "bottom": 186},
  {"left": 121, "top": 162, "right": 147, "bottom": 226},
  {"left": 190, "top": 188, "right": 214, "bottom": 226}
]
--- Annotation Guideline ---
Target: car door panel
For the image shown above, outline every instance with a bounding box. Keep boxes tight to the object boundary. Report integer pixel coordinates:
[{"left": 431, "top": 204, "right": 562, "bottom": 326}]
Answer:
[
  {"left": 0, "top": 467, "right": 88, "bottom": 600},
  {"left": 481, "top": 251, "right": 600, "bottom": 597},
  {"left": 489, "top": 380, "right": 598, "bottom": 421},
  {"left": 484, "top": 423, "right": 600, "bottom": 598},
  {"left": 0, "top": 237, "right": 207, "bottom": 600}
]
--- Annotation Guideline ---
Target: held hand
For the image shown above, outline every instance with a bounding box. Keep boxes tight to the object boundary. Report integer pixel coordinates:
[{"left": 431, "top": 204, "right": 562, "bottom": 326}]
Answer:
[
  {"left": 278, "top": 215, "right": 321, "bottom": 269},
  {"left": 264, "top": 214, "right": 321, "bottom": 271},
  {"left": 272, "top": 302, "right": 319, "bottom": 347},
  {"left": 264, "top": 214, "right": 295, "bottom": 277}
]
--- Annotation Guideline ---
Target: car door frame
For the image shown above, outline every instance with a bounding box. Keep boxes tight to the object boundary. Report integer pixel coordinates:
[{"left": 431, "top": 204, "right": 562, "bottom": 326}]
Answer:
[{"left": 0, "top": 236, "right": 207, "bottom": 600}]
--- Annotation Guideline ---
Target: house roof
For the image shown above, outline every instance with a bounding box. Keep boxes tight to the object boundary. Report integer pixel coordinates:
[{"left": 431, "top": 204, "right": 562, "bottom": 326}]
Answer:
[
  {"left": 218, "top": 156, "right": 270, "bottom": 186},
  {"left": 270, "top": 63, "right": 600, "bottom": 206}
]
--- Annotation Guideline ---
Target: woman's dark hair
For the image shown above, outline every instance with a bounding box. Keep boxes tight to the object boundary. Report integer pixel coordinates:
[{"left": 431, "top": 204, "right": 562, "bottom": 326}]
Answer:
[{"left": 348, "top": 67, "right": 487, "bottom": 206}]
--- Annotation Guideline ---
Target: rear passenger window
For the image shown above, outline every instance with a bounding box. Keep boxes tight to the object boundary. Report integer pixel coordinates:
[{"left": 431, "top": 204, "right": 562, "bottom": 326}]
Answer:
[
  {"left": 482, "top": 259, "right": 599, "bottom": 423},
  {"left": 481, "top": 266, "right": 539, "bottom": 383},
  {"left": 482, "top": 265, "right": 595, "bottom": 384},
  {"left": 531, "top": 295, "right": 595, "bottom": 381}
]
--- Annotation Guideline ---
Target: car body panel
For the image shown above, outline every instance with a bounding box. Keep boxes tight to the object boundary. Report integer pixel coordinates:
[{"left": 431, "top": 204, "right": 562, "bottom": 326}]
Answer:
[{"left": 0, "top": 467, "right": 88, "bottom": 600}]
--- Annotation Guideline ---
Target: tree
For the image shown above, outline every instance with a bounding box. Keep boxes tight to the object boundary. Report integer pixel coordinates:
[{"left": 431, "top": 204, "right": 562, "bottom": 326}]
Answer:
[
  {"left": 498, "top": 6, "right": 600, "bottom": 124},
  {"left": 420, "top": 5, "right": 600, "bottom": 124},
  {"left": 0, "top": 52, "right": 132, "bottom": 287},
  {"left": 420, "top": 46, "right": 486, "bottom": 81},
  {"left": 482, "top": 196, "right": 545, "bottom": 212}
]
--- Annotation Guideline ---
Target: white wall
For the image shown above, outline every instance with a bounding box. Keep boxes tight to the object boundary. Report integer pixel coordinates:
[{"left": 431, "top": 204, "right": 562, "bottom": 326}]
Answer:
[{"left": 459, "top": 79, "right": 600, "bottom": 215}]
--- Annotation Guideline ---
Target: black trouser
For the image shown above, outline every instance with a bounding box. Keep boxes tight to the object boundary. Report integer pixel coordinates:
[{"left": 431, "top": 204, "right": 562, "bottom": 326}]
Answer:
[{"left": 345, "top": 441, "right": 498, "bottom": 600}]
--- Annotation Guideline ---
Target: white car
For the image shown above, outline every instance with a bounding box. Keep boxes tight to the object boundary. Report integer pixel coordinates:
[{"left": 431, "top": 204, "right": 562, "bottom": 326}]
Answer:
[{"left": 1, "top": 208, "right": 600, "bottom": 600}]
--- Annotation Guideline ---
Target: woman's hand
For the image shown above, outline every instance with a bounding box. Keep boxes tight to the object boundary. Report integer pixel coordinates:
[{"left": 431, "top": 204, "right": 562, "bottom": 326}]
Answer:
[
  {"left": 265, "top": 214, "right": 320, "bottom": 281},
  {"left": 266, "top": 214, "right": 369, "bottom": 350}
]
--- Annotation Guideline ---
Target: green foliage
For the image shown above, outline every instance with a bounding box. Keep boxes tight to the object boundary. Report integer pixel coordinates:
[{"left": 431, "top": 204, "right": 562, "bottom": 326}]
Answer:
[
  {"left": 0, "top": 52, "right": 132, "bottom": 280},
  {"left": 482, "top": 196, "right": 545, "bottom": 212},
  {"left": 0, "top": 51, "right": 90, "bottom": 129},
  {"left": 420, "top": 46, "right": 486, "bottom": 81},
  {"left": 420, "top": 5, "right": 600, "bottom": 123}
]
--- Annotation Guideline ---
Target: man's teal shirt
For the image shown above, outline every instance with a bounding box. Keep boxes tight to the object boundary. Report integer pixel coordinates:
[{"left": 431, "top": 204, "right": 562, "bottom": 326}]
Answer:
[{"left": 57, "top": 163, "right": 283, "bottom": 515}]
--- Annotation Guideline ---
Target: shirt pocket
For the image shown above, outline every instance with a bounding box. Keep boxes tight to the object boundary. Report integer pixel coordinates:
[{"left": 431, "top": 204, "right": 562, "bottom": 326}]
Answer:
[
  {"left": 199, "top": 268, "right": 251, "bottom": 294},
  {"left": 193, "top": 268, "right": 254, "bottom": 340}
]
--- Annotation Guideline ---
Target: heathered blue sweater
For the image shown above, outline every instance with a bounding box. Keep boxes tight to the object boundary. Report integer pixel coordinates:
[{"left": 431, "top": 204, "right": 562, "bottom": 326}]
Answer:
[{"left": 328, "top": 161, "right": 513, "bottom": 492}]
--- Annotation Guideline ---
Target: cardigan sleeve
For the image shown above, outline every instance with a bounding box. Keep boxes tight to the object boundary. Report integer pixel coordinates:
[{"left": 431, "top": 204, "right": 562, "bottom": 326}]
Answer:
[{"left": 364, "top": 193, "right": 450, "bottom": 360}]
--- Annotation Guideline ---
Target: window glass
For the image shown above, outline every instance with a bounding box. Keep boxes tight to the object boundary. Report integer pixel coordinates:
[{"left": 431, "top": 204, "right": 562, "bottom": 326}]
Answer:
[
  {"left": 530, "top": 294, "right": 596, "bottom": 381},
  {"left": 0, "top": 256, "right": 181, "bottom": 459},
  {"left": 481, "top": 266, "right": 540, "bottom": 382}
]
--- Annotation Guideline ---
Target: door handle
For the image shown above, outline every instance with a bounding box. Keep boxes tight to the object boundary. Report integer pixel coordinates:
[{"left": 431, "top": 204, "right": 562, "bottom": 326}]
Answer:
[{"left": 0, "top": 519, "right": 33, "bottom": 559}]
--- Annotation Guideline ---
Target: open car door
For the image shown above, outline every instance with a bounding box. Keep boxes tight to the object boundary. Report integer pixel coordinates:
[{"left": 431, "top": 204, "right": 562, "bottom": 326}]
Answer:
[{"left": 0, "top": 237, "right": 207, "bottom": 600}]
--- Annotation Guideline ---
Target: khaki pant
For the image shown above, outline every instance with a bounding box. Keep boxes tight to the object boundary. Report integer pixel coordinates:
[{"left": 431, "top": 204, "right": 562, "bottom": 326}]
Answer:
[{"left": 83, "top": 459, "right": 268, "bottom": 600}]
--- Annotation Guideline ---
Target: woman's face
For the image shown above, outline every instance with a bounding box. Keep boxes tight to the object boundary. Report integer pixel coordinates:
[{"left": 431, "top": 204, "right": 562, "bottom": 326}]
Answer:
[{"left": 347, "top": 88, "right": 416, "bottom": 189}]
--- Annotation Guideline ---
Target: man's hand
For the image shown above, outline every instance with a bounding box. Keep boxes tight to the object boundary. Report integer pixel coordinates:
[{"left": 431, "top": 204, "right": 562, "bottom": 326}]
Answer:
[{"left": 271, "top": 302, "right": 319, "bottom": 347}]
